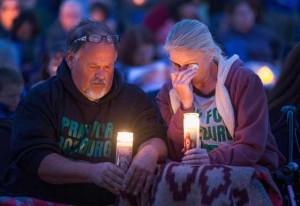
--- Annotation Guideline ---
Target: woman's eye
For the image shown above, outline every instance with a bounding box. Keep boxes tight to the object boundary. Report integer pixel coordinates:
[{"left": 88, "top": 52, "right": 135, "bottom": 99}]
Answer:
[{"left": 172, "top": 63, "right": 180, "bottom": 70}]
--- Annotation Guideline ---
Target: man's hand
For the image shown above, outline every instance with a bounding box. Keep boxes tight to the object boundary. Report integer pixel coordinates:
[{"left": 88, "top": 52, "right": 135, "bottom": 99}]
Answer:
[
  {"left": 38, "top": 153, "right": 126, "bottom": 195},
  {"left": 182, "top": 148, "right": 210, "bottom": 165},
  {"left": 90, "top": 162, "right": 125, "bottom": 195},
  {"left": 121, "top": 147, "right": 158, "bottom": 195},
  {"left": 171, "top": 68, "right": 197, "bottom": 110}
]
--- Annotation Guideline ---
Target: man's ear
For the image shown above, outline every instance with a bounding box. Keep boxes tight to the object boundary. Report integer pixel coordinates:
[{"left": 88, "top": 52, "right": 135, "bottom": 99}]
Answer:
[{"left": 65, "top": 51, "right": 73, "bottom": 69}]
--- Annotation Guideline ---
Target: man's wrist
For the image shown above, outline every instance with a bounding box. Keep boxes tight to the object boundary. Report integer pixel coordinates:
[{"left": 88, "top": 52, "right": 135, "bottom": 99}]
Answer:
[{"left": 139, "top": 145, "right": 159, "bottom": 162}]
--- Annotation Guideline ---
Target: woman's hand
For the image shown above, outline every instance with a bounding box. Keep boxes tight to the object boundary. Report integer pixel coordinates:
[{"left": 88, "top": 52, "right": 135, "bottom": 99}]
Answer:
[
  {"left": 171, "top": 68, "right": 197, "bottom": 110},
  {"left": 182, "top": 148, "right": 210, "bottom": 165}
]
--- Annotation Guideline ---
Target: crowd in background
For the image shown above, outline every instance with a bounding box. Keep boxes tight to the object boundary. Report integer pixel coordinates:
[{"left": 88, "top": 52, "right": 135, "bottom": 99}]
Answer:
[{"left": 0, "top": 0, "right": 299, "bottom": 117}]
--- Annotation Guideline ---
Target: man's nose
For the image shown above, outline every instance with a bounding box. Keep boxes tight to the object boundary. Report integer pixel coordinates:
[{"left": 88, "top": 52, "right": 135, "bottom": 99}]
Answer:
[{"left": 95, "top": 69, "right": 105, "bottom": 78}]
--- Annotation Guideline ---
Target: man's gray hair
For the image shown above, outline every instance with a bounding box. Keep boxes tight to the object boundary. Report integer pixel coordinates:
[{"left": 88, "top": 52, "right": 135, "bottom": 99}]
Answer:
[{"left": 67, "top": 19, "right": 118, "bottom": 53}]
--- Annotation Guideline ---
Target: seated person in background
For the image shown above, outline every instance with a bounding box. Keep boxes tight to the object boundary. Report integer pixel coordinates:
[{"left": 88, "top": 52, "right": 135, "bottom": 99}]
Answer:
[
  {"left": 11, "top": 11, "right": 43, "bottom": 86},
  {"left": 216, "top": 0, "right": 282, "bottom": 66},
  {"left": 0, "top": 19, "right": 167, "bottom": 206},
  {"left": 0, "top": 67, "right": 24, "bottom": 118},
  {"left": 268, "top": 43, "right": 300, "bottom": 163},
  {"left": 116, "top": 25, "right": 170, "bottom": 97},
  {"left": 41, "top": 49, "right": 64, "bottom": 80},
  {"left": 156, "top": 19, "right": 285, "bottom": 171},
  {"left": 88, "top": 1, "right": 118, "bottom": 33},
  {"left": 32, "top": 46, "right": 65, "bottom": 87},
  {"left": 45, "top": 0, "right": 83, "bottom": 54}
]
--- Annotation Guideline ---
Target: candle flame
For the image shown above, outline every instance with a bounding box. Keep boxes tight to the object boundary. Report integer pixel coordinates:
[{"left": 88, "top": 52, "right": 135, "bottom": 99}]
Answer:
[{"left": 117, "top": 132, "right": 133, "bottom": 143}]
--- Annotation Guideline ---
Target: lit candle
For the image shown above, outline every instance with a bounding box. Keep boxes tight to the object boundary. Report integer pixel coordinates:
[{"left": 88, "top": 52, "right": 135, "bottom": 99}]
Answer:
[
  {"left": 116, "top": 132, "right": 133, "bottom": 173},
  {"left": 183, "top": 113, "right": 200, "bottom": 152}
]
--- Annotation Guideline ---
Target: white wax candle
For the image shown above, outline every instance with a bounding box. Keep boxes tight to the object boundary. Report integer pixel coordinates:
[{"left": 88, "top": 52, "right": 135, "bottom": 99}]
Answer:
[
  {"left": 183, "top": 113, "right": 200, "bottom": 152},
  {"left": 116, "top": 132, "right": 133, "bottom": 172}
]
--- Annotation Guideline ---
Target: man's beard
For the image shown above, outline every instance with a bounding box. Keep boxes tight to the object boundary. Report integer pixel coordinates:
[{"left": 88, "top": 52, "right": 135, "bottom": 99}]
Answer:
[
  {"left": 85, "top": 88, "right": 107, "bottom": 102},
  {"left": 85, "top": 80, "right": 107, "bottom": 102}
]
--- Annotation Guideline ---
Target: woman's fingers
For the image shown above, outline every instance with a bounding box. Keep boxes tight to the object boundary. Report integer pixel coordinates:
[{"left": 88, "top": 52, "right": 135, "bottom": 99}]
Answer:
[
  {"left": 173, "top": 69, "right": 197, "bottom": 84},
  {"left": 182, "top": 148, "right": 210, "bottom": 165}
]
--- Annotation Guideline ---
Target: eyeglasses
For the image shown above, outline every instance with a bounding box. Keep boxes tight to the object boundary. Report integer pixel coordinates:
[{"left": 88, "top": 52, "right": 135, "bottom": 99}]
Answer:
[{"left": 72, "top": 34, "right": 119, "bottom": 44}]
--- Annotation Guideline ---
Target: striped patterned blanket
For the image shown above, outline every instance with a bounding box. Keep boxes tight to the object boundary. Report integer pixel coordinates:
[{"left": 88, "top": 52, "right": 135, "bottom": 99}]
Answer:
[
  {"left": 0, "top": 162, "right": 282, "bottom": 206},
  {"left": 118, "top": 162, "right": 282, "bottom": 206}
]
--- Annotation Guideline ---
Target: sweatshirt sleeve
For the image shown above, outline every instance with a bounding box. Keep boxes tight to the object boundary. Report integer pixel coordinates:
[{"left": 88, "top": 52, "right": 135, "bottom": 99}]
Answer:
[
  {"left": 156, "top": 82, "right": 194, "bottom": 161},
  {"left": 11, "top": 87, "right": 60, "bottom": 175},
  {"left": 209, "top": 71, "right": 269, "bottom": 166},
  {"left": 128, "top": 87, "right": 166, "bottom": 155}
]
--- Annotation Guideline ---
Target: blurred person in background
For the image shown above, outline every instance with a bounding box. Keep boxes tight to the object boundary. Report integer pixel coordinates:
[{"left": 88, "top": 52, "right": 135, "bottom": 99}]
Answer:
[
  {"left": 268, "top": 43, "right": 300, "bottom": 163},
  {"left": 262, "top": 0, "right": 300, "bottom": 59},
  {"left": 11, "top": 10, "right": 43, "bottom": 88},
  {"left": 19, "top": 0, "right": 62, "bottom": 36},
  {"left": 0, "top": 66, "right": 23, "bottom": 187},
  {"left": 88, "top": 1, "right": 118, "bottom": 33},
  {"left": 216, "top": 0, "right": 282, "bottom": 66},
  {"left": 46, "top": 0, "right": 83, "bottom": 53},
  {"left": 0, "top": 0, "right": 20, "bottom": 39},
  {"left": 117, "top": 25, "right": 170, "bottom": 101},
  {"left": 0, "top": 67, "right": 24, "bottom": 118},
  {"left": 41, "top": 49, "right": 64, "bottom": 80},
  {"left": 118, "top": 25, "right": 158, "bottom": 68},
  {"left": 143, "top": 0, "right": 203, "bottom": 47},
  {"left": 207, "top": 0, "right": 228, "bottom": 35},
  {"left": 33, "top": 45, "right": 65, "bottom": 87}
]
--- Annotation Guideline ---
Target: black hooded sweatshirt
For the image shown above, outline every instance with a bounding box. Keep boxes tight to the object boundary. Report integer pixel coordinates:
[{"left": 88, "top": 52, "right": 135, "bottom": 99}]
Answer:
[{"left": 0, "top": 59, "right": 165, "bottom": 205}]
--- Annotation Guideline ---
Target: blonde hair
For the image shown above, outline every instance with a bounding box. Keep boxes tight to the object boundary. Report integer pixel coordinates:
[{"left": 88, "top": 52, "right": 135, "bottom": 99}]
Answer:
[{"left": 164, "top": 19, "right": 225, "bottom": 61}]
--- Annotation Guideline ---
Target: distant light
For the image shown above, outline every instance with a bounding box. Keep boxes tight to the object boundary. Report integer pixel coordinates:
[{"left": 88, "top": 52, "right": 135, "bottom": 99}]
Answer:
[
  {"left": 132, "top": 0, "right": 146, "bottom": 6},
  {"left": 257, "top": 66, "right": 275, "bottom": 85},
  {"left": 244, "top": 61, "right": 280, "bottom": 89}
]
